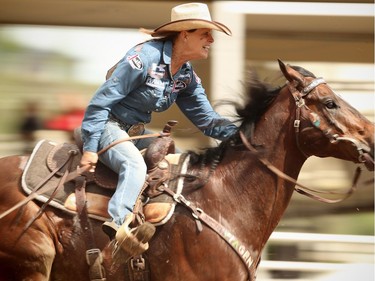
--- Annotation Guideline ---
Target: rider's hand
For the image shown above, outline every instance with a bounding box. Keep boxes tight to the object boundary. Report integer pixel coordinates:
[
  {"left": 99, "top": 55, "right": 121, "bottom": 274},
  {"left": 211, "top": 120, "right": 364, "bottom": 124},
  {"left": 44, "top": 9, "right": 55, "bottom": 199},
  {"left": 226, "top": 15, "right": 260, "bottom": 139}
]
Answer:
[{"left": 80, "top": 151, "right": 98, "bottom": 173}]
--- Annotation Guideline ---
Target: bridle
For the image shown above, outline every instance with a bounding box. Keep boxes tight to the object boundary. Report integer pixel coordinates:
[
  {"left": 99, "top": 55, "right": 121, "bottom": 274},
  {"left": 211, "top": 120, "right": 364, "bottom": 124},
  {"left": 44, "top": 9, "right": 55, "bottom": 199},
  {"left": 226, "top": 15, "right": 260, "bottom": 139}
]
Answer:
[
  {"left": 287, "top": 77, "right": 326, "bottom": 158},
  {"left": 287, "top": 77, "right": 373, "bottom": 166},
  {"left": 239, "top": 76, "right": 371, "bottom": 204}
]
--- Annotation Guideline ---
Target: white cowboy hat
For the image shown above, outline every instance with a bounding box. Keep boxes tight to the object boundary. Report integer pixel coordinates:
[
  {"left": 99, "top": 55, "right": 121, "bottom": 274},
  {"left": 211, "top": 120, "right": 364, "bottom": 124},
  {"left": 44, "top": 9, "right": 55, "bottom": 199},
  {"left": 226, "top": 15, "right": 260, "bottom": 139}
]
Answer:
[{"left": 149, "top": 3, "right": 232, "bottom": 37}]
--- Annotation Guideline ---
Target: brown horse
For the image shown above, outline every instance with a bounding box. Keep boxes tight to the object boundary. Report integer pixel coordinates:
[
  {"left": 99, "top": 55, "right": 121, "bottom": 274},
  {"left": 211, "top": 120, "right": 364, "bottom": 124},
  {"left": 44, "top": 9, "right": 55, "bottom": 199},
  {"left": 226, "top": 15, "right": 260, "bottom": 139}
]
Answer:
[{"left": 0, "top": 60, "right": 373, "bottom": 281}]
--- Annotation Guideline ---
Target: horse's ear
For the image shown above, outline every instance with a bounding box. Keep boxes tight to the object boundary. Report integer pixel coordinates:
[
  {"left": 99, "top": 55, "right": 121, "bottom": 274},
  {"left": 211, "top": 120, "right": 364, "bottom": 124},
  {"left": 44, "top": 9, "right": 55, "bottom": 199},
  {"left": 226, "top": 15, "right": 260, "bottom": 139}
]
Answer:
[
  {"left": 278, "top": 59, "right": 304, "bottom": 86},
  {"left": 278, "top": 59, "right": 286, "bottom": 74}
]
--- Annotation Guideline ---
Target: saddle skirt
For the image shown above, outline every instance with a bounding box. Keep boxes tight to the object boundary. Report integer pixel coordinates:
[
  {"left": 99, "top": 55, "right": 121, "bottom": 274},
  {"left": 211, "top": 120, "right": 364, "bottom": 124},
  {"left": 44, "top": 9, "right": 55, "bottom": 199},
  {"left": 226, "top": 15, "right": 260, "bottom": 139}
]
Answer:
[{"left": 21, "top": 139, "right": 190, "bottom": 225}]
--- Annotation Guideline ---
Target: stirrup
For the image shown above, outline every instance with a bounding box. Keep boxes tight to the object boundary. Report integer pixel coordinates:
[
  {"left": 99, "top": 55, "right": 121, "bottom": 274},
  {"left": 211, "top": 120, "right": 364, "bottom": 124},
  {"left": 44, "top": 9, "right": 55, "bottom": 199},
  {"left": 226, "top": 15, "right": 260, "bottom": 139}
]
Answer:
[
  {"left": 115, "top": 215, "right": 156, "bottom": 257},
  {"left": 102, "top": 220, "right": 119, "bottom": 240}
]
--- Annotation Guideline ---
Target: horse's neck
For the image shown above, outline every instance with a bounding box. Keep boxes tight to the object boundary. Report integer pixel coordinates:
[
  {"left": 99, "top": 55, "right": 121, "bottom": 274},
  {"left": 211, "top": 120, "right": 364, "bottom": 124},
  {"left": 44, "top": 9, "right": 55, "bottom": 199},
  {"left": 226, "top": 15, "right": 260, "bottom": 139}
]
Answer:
[
  {"left": 251, "top": 89, "right": 306, "bottom": 178},
  {"left": 207, "top": 91, "right": 306, "bottom": 248}
]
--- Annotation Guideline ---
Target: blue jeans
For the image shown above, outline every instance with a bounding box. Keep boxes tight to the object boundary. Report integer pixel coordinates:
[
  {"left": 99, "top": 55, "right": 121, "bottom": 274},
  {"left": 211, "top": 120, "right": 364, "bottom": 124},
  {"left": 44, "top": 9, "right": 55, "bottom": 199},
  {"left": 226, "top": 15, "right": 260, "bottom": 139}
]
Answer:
[{"left": 98, "top": 120, "right": 151, "bottom": 226}]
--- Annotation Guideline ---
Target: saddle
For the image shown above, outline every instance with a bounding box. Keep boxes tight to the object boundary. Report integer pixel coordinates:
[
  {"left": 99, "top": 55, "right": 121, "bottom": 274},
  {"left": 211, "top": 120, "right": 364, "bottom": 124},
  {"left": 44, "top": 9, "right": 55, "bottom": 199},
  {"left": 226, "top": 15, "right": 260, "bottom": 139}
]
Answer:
[{"left": 21, "top": 125, "right": 190, "bottom": 225}]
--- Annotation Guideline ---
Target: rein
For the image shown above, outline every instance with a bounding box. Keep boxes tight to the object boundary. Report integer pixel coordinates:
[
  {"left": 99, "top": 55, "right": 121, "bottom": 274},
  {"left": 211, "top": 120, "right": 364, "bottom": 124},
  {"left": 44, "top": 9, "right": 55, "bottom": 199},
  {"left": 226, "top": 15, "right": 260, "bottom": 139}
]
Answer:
[
  {"left": 97, "top": 131, "right": 170, "bottom": 155},
  {"left": 239, "top": 131, "right": 360, "bottom": 203}
]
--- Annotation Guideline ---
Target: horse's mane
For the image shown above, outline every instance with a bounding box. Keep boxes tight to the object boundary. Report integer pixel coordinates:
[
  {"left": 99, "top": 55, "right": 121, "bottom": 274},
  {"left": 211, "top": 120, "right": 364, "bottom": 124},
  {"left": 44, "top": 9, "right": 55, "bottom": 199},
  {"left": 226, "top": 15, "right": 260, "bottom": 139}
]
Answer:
[{"left": 187, "top": 65, "right": 316, "bottom": 168}]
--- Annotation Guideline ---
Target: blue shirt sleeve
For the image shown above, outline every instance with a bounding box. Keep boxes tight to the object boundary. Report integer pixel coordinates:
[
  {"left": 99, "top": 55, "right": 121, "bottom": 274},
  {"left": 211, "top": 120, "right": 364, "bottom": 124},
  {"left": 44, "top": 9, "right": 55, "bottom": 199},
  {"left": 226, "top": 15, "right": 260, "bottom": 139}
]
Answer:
[
  {"left": 81, "top": 50, "right": 149, "bottom": 152},
  {"left": 176, "top": 71, "right": 237, "bottom": 141}
]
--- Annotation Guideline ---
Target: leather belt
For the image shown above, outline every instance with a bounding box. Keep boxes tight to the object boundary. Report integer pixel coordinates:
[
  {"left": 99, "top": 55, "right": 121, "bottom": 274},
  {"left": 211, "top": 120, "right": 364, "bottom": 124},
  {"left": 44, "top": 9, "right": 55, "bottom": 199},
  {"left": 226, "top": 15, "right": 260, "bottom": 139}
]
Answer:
[{"left": 109, "top": 114, "right": 145, "bottom": 137}]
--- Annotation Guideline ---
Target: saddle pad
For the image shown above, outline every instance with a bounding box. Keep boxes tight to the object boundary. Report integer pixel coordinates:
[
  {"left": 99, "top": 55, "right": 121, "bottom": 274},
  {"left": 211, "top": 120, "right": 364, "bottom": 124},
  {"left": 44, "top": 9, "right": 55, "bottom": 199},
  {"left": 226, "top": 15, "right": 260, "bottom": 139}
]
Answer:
[{"left": 21, "top": 140, "right": 111, "bottom": 221}]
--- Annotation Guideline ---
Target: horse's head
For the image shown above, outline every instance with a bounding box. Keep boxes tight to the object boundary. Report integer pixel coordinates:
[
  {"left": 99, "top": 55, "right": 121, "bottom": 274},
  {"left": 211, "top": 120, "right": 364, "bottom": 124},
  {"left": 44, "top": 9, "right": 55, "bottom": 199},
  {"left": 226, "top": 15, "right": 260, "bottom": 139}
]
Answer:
[{"left": 278, "top": 60, "right": 374, "bottom": 171}]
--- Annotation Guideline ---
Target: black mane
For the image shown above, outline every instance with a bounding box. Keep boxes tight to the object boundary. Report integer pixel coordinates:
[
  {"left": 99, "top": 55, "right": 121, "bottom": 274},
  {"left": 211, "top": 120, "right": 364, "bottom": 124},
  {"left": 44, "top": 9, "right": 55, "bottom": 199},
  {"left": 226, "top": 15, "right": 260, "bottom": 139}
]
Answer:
[
  {"left": 187, "top": 65, "right": 315, "bottom": 167},
  {"left": 235, "top": 65, "right": 315, "bottom": 133},
  {"left": 187, "top": 72, "right": 280, "bottom": 167}
]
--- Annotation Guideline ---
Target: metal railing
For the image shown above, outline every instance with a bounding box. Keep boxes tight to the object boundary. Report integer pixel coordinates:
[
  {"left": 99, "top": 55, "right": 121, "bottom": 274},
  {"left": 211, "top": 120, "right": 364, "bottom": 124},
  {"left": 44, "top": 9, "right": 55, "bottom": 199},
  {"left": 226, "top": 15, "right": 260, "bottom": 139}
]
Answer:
[{"left": 258, "top": 232, "right": 374, "bottom": 281}]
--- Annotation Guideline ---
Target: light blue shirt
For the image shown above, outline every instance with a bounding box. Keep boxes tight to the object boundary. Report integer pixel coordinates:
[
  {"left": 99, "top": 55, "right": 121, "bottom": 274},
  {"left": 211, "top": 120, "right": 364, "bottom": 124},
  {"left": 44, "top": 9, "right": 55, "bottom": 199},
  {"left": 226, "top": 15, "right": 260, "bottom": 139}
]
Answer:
[{"left": 82, "top": 40, "right": 237, "bottom": 152}]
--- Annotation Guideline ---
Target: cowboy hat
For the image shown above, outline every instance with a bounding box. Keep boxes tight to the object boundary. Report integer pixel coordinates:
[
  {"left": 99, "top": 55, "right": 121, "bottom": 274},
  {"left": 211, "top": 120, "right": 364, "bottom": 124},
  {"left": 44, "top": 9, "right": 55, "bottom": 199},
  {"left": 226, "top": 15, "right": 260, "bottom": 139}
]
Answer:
[{"left": 148, "top": 3, "right": 232, "bottom": 37}]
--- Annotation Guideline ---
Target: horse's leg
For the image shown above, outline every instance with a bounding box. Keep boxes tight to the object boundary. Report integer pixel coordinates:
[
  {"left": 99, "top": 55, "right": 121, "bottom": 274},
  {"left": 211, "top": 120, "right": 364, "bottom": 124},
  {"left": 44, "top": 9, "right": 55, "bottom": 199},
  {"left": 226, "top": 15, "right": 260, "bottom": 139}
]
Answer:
[
  {"left": 0, "top": 156, "right": 57, "bottom": 281},
  {"left": 0, "top": 211, "right": 56, "bottom": 281}
]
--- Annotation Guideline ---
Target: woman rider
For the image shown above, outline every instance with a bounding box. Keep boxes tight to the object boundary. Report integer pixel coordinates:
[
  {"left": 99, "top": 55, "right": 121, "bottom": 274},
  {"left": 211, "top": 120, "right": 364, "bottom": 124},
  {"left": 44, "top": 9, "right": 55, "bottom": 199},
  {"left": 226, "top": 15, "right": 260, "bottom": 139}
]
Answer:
[{"left": 80, "top": 2, "right": 238, "bottom": 257}]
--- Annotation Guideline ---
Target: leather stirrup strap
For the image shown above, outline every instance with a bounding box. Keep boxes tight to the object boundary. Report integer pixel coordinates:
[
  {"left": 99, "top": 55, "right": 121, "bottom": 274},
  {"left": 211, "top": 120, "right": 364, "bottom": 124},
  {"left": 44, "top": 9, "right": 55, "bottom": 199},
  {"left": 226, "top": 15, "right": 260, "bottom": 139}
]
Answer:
[{"left": 75, "top": 176, "right": 106, "bottom": 281}]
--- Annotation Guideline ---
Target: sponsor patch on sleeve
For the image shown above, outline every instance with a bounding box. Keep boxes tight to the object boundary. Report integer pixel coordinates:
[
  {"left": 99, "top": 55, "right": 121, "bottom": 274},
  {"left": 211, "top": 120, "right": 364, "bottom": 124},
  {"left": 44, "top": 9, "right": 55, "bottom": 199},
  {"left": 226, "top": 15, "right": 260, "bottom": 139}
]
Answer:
[
  {"left": 173, "top": 80, "right": 187, "bottom": 91},
  {"left": 127, "top": 54, "right": 143, "bottom": 70}
]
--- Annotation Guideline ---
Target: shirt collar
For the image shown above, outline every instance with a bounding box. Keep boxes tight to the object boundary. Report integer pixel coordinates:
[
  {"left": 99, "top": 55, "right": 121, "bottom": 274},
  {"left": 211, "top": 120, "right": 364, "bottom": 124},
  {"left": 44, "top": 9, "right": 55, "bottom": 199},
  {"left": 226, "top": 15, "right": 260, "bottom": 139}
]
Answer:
[{"left": 162, "top": 40, "right": 173, "bottom": 65}]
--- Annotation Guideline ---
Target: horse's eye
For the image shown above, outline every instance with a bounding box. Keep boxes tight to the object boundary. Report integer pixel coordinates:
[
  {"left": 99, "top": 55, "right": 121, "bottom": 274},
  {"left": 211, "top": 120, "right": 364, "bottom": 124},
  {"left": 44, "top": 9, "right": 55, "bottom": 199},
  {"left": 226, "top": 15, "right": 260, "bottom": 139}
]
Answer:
[{"left": 325, "top": 100, "right": 337, "bottom": 109}]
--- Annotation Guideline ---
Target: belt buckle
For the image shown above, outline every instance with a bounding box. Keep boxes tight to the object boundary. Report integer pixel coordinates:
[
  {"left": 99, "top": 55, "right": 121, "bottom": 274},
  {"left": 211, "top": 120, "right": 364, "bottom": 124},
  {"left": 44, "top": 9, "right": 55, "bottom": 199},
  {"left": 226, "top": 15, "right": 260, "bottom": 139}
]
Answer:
[{"left": 128, "top": 123, "right": 144, "bottom": 137}]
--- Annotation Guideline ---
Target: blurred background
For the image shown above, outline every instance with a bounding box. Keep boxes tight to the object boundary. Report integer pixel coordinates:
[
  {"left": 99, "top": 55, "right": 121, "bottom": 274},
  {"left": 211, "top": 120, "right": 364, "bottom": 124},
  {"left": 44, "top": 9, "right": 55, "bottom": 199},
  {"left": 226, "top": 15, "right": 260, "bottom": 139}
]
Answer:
[{"left": 0, "top": 0, "right": 374, "bottom": 280}]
